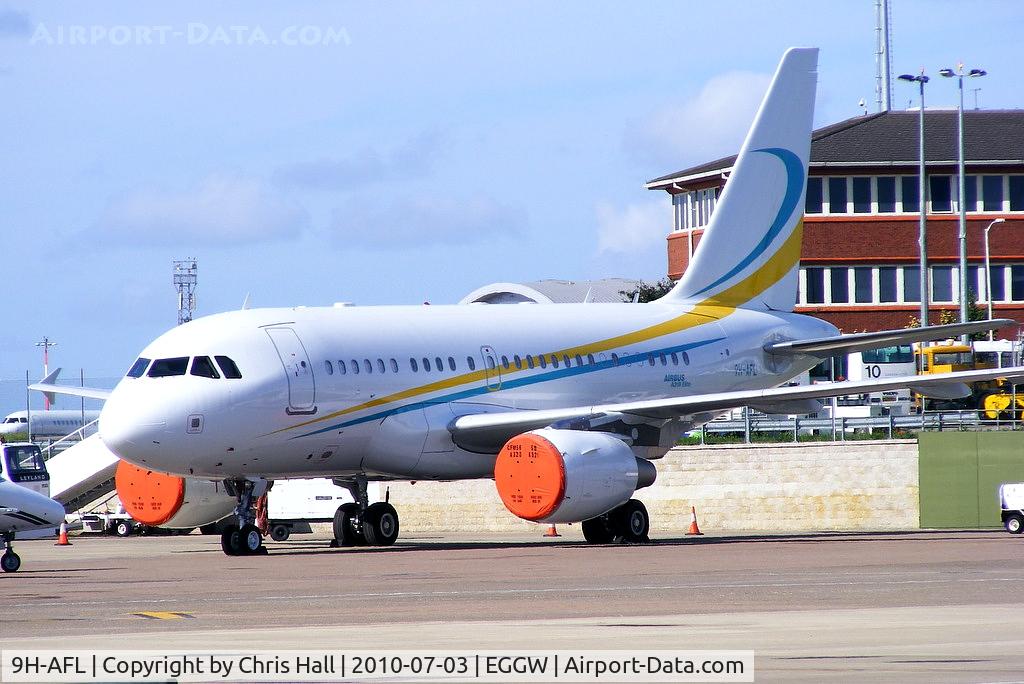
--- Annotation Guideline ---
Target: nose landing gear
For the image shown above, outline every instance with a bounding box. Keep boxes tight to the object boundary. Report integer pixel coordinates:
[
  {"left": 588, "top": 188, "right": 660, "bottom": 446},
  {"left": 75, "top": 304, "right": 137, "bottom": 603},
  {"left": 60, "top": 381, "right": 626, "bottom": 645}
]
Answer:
[
  {"left": 331, "top": 476, "right": 400, "bottom": 548},
  {"left": 1, "top": 532, "right": 21, "bottom": 573},
  {"left": 220, "top": 479, "right": 267, "bottom": 556}
]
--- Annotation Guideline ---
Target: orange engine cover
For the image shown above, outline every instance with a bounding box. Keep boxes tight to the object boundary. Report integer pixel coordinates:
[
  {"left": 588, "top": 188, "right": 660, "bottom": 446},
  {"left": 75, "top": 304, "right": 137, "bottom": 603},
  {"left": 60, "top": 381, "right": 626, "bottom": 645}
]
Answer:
[
  {"left": 114, "top": 460, "right": 186, "bottom": 526},
  {"left": 494, "top": 432, "right": 566, "bottom": 521}
]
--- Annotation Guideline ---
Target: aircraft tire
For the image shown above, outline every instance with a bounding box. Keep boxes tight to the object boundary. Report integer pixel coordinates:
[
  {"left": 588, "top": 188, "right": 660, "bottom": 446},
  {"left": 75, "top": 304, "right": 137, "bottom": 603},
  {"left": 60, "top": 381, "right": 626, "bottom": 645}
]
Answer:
[
  {"left": 581, "top": 516, "right": 615, "bottom": 544},
  {"left": 333, "top": 503, "right": 365, "bottom": 547},
  {"left": 220, "top": 525, "right": 242, "bottom": 556},
  {"left": 1, "top": 550, "right": 20, "bottom": 573},
  {"left": 362, "top": 502, "right": 400, "bottom": 546},
  {"left": 240, "top": 524, "right": 263, "bottom": 554},
  {"left": 612, "top": 499, "right": 650, "bottom": 544}
]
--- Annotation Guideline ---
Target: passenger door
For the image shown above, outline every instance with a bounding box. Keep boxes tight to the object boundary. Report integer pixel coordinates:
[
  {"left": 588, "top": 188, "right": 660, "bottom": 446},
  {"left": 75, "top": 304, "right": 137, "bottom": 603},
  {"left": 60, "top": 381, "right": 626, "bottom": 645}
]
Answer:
[
  {"left": 265, "top": 327, "right": 317, "bottom": 414},
  {"left": 480, "top": 345, "right": 502, "bottom": 391}
]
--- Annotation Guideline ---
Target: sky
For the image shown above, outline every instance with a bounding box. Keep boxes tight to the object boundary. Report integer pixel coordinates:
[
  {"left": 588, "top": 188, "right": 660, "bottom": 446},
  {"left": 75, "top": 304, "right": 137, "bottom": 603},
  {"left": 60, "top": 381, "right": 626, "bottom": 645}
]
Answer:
[{"left": 0, "top": 0, "right": 1022, "bottom": 410}]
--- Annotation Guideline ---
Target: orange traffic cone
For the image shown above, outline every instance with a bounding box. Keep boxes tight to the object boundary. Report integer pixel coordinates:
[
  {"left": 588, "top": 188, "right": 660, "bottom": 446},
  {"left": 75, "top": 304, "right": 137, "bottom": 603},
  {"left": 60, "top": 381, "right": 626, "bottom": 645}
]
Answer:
[
  {"left": 543, "top": 524, "right": 561, "bottom": 537},
  {"left": 685, "top": 506, "right": 703, "bottom": 536},
  {"left": 55, "top": 521, "right": 72, "bottom": 546}
]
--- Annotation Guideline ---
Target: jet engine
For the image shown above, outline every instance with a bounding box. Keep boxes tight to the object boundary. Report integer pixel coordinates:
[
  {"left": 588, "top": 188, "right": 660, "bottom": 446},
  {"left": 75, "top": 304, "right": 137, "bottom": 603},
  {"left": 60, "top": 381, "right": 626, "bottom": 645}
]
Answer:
[
  {"left": 494, "top": 429, "right": 657, "bottom": 524},
  {"left": 114, "top": 461, "right": 237, "bottom": 529}
]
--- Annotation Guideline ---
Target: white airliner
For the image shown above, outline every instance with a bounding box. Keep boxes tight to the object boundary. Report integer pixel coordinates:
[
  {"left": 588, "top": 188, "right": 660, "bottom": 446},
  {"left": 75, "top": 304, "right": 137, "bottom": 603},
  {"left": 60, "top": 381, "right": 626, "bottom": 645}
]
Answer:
[
  {"left": 0, "top": 475, "right": 66, "bottom": 572},
  {"left": 33, "top": 48, "right": 1023, "bottom": 556},
  {"left": 0, "top": 409, "right": 101, "bottom": 439}
]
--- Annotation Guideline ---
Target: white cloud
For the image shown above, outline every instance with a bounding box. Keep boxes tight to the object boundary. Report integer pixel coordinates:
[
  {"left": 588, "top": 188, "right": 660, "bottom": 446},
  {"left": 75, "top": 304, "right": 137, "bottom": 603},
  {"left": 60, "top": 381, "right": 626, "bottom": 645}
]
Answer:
[
  {"left": 94, "top": 174, "right": 309, "bottom": 245},
  {"left": 330, "top": 194, "right": 525, "bottom": 249},
  {"left": 629, "top": 70, "right": 772, "bottom": 168},
  {"left": 595, "top": 198, "right": 669, "bottom": 255}
]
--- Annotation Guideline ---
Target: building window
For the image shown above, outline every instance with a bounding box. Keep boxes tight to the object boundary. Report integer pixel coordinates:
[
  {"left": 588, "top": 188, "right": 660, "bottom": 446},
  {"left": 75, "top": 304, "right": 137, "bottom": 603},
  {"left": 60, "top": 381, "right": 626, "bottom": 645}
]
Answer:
[
  {"left": 805, "top": 177, "right": 823, "bottom": 214},
  {"left": 879, "top": 267, "right": 898, "bottom": 302},
  {"left": 990, "top": 265, "right": 1006, "bottom": 302},
  {"left": 1012, "top": 266, "right": 1024, "bottom": 301},
  {"left": 877, "top": 176, "right": 896, "bottom": 213},
  {"left": 932, "top": 266, "right": 954, "bottom": 302},
  {"left": 904, "top": 266, "right": 921, "bottom": 302},
  {"left": 1010, "top": 176, "right": 1024, "bottom": 211},
  {"left": 964, "top": 175, "right": 978, "bottom": 212},
  {"left": 854, "top": 267, "right": 872, "bottom": 303},
  {"left": 830, "top": 268, "right": 849, "bottom": 303},
  {"left": 901, "top": 176, "right": 920, "bottom": 213},
  {"left": 852, "top": 177, "right": 872, "bottom": 213},
  {"left": 828, "top": 177, "right": 847, "bottom": 213},
  {"left": 983, "top": 175, "right": 1004, "bottom": 211},
  {"left": 805, "top": 267, "right": 825, "bottom": 304},
  {"left": 930, "top": 176, "right": 953, "bottom": 212}
]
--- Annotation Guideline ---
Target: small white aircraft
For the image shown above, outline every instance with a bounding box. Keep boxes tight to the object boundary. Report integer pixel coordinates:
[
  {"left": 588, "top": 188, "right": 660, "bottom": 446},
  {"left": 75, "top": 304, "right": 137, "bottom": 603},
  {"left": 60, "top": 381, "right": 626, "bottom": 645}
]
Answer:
[
  {"left": 0, "top": 409, "right": 101, "bottom": 439},
  {"left": 33, "top": 48, "right": 1024, "bottom": 556},
  {"left": 0, "top": 476, "right": 66, "bottom": 572}
]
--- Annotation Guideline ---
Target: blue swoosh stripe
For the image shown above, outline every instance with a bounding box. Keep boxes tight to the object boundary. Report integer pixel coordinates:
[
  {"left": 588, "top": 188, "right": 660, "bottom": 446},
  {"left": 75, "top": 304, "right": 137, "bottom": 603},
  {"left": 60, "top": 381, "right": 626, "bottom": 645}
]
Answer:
[
  {"left": 292, "top": 337, "right": 725, "bottom": 438},
  {"left": 692, "top": 146, "right": 804, "bottom": 297}
]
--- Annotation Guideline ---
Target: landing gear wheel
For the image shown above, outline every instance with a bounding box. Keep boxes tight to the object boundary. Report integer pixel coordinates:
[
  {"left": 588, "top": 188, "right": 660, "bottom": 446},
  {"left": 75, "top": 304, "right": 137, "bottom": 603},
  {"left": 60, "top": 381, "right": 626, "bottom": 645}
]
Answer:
[
  {"left": 270, "top": 524, "right": 290, "bottom": 542},
  {"left": 220, "top": 525, "right": 243, "bottom": 556},
  {"left": 612, "top": 499, "right": 650, "bottom": 543},
  {"left": 1007, "top": 513, "right": 1024, "bottom": 535},
  {"left": 332, "top": 503, "right": 366, "bottom": 547},
  {"left": 362, "top": 502, "right": 400, "bottom": 546},
  {"left": 582, "top": 516, "right": 616, "bottom": 544},
  {"left": 240, "top": 524, "right": 264, "bottom": 554},
  {"left": 1, "top": 550, "right": 21, "bottom": 573},
  {"left": 114, "top": 520, "right": 133, "bottom": 537}
]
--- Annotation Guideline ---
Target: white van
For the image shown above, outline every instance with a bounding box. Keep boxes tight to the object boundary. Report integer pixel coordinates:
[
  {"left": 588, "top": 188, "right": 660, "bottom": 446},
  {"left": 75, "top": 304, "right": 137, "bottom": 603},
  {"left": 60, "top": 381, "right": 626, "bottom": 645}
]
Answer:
[{"left": 1000, "top": 483, "right": 1024, "bottom": 534}]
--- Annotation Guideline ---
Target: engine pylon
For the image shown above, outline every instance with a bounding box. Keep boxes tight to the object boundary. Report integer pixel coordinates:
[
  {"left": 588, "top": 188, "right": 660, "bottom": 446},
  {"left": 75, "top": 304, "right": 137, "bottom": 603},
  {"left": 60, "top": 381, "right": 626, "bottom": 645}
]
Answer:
[{"left": 686, "top": 506, "right": 704, "bottom": 536}]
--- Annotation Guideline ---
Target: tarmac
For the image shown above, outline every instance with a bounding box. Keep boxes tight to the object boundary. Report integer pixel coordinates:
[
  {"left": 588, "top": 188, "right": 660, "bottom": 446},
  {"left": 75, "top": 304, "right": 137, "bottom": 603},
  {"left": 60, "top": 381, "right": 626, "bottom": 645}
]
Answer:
[{"left": 3, "top": 528, "right": 1024, "bottom": 682}]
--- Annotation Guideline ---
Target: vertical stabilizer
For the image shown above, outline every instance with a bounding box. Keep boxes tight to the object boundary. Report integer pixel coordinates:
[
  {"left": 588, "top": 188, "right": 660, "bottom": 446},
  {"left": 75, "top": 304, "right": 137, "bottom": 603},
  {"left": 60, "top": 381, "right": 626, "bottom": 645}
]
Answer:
[{"left": 663, "top": 47, "right": 818, "bottom": 311}]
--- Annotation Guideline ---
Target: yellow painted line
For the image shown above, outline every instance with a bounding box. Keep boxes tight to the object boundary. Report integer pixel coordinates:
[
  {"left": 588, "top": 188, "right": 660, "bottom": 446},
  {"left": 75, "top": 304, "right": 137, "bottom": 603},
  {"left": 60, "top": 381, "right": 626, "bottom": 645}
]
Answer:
[
  {"left": 131, "top": 611, "right": 194, "bottom": 620},
  {"left": 273, "top": 220, "right": 804, "bottom": 436}
]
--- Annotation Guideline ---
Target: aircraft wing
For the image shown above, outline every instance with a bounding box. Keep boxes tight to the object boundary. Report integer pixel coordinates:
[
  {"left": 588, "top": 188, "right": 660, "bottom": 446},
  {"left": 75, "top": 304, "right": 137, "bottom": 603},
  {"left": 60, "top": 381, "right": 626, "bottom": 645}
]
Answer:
[
  {"left": 28, "top": 368, "right": 112, "bottom": 401},
  {"left": 449, "top": 366, "right": 1024, "bottom": 452},
  {"left": 764, "top": 319, "right": 1015, "bottom": 358}
]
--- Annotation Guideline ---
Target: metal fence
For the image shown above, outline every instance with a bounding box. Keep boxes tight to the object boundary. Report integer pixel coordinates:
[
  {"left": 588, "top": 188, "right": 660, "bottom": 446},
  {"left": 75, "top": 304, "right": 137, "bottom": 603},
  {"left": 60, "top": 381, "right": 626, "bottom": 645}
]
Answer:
[{"left": 694, "top": 410, "right": 1018, "bottom": 444}]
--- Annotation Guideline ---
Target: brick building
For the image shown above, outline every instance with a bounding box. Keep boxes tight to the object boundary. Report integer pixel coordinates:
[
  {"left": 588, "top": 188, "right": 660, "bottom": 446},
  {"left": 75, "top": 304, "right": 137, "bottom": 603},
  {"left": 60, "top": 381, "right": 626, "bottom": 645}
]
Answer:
[{"left": 647, "top": 110, "right": 1024, "bottom": 338}]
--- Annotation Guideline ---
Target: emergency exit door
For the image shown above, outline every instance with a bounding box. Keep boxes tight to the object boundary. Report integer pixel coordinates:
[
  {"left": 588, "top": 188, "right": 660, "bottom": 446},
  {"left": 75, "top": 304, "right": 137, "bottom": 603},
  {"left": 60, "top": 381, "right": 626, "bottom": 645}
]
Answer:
[{"left": 265, "top": 327, "right": 317, "bottom": 414}]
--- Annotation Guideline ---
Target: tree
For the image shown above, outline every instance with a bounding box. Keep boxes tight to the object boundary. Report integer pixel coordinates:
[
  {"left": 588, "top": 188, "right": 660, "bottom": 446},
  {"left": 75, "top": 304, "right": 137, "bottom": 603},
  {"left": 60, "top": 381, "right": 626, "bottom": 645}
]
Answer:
[{"left": 620, "top": 278, "right": 675, "bottom": 303}]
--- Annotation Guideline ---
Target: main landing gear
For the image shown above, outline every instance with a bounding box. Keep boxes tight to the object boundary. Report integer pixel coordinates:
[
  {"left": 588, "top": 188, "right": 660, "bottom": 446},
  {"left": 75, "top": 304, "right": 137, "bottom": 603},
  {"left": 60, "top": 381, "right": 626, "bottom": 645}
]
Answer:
[
  {"left": 220, "top": 479, "right": 267, "bottom": 556},
  {"left": 581, "top": 499, "right": 650, "bottom": 545},
  {"left": 1, "top": 531, "right": 21, "bottom": 573},
  {"left": 331, "top": 475, "right": 400, "bottom": 548}
]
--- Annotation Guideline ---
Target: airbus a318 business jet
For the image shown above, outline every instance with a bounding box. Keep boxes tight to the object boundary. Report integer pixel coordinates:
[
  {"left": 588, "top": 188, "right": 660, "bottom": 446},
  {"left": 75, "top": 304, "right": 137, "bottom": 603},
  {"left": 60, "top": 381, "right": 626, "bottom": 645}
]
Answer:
[{"left": 36, "top": 48, "right": 1021, "bottom": 555}]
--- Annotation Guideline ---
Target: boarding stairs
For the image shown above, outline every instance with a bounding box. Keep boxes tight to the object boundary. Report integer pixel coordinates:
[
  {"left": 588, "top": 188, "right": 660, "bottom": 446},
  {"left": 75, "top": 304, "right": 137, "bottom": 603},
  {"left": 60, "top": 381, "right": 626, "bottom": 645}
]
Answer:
[{"left": 41, "top": 421, "right": 120, "bottom": 511}]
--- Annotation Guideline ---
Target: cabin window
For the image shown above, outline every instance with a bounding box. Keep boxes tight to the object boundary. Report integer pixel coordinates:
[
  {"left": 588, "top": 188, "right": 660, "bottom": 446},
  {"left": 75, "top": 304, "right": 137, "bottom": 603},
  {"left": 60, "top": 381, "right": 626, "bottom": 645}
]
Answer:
[
  {"left": 682, "top": 351, "right": 690, "bottom": 365},
  {"left": 390, "top": 358, "right": 399, "bottom": 373},
  {"left": 434, "top": 356, "right": 443, "bottom": 372},
  {"left": 364, "top": 359, "right": 373, "bottom": 374},
  {"left": 575, "top": 354, "right": 583, "bottom": 367},
  {"left": 351, "top": 359, "right": 360, "bottom": 375},
  {"left": 214, "top": 356, "right": 243, "bottom": 379},
  {"left": 448, "top": 356, "right": 456, "bottom": 371},
  {"left": 338, "top": 360, "right": 347, "bottom": 375},
  {"left": 410, "top": 358, "right": 418, "bottom": 372},
  {"left": 501, "top": 355, "right": 510, "bottom": 369},
  {"left": 466, "top": 356, "right": 475, "bottom": 371},
  {"left": 659, "top": 353, "right": 667, "bottom": 366},
  {"left": 191, "top": 356, "right": 221, "bottom": 379},
  {"left": 514, "top": 355, "right": 523, "bottom": 369},
  {"left": 148, "top": 357, "right": 189, "bottom": 377},
  {"left": 377, "top": 359, "right": 386, "bottom": 374},
  {"left": 671, "top": 352, "right": 679, "bottom": 365},
  {"left": 587, "top": 353, "right": 595, "bottom": 365},
  {"left": 526, "top": 355, "right": 535, "bottom": 369},
  {"left": 551, "top": 355, "right": 559, "bottom": 369},
  {"left": 611, "top": 353, "right": 620, "bottom": 366},
  {"left": 126, "top": 357, "right": 151, "bottom": 378},
  {"left": 324, "top": 360, "right": 334, "bottom": 376},
  {"left": 423, "top": 357, "right": 432, "bottom": 372},
  {"left": 539, "top": 355, "right": 547, "bottom": 369},
  {"left": 562, "top": 354, "right": 571, "bottom": 367}
]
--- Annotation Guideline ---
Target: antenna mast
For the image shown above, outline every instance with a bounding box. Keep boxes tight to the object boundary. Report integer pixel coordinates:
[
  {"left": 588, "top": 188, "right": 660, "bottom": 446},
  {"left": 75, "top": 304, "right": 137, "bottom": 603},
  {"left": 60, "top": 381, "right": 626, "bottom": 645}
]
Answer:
[
  {"left": 875, "top": 0, "right": 893, "bottom": 111},
  {"left": 173, "top": 258, "right": 198, "bottom": 326}
]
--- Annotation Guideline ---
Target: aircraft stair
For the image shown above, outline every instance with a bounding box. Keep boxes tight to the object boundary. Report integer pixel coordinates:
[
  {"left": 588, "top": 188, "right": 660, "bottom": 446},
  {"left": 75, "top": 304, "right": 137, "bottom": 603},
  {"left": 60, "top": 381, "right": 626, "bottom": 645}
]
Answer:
[{"left": 43, "top": 431, "right": 120, "bottom": 511}]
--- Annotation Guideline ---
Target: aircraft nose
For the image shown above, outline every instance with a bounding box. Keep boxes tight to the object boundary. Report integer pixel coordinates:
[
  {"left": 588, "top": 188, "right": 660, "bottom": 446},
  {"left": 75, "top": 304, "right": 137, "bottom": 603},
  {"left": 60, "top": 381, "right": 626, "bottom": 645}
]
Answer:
[
  {"left": 40, "top": 496, "right": 66, "bottom": 527},
  {"left": 99, "top": 384, "right": 168, "bottom": 464}
]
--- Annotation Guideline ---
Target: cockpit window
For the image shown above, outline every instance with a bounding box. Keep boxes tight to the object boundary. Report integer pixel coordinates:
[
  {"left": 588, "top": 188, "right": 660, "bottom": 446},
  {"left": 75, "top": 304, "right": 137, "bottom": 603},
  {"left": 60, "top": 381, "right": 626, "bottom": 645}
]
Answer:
[
  {"left": 147, "top": 357, "right": 189, "bottom": 377},
  {"left": 190, "top": 356, "right": 221, "bottom": 379},
  {"left": 215, "top": 356, "right": 242, "bottom": 379},
  {"left": 127, "top": 357, "right": 151, "bottom": 378}
]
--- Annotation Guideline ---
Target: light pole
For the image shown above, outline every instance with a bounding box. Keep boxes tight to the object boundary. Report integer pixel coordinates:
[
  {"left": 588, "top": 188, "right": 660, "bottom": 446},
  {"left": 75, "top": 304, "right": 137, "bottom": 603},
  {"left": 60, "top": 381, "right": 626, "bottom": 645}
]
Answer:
[
  {"left": 34, "top": 336, "right": 57, "bottom": 411},
  {"left": 898, "top": 71, "right": 930, "bottom": 328},
  {"left": 984, "top": 218, "right": 1006, "bottom": 340},
  {"left": 939, "top": 63, "right": 987, "bottom": 342}
]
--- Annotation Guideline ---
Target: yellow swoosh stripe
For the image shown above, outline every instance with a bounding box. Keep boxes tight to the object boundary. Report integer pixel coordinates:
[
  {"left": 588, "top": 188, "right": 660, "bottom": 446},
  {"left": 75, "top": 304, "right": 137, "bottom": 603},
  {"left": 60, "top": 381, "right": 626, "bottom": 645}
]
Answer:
[{"left": 272, "top": 219, "right": 803, "bottom": 436}]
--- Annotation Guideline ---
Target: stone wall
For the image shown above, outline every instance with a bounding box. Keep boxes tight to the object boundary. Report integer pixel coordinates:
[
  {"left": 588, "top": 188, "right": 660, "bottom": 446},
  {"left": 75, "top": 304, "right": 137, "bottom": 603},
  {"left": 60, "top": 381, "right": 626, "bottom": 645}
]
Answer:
[{"left": 387, "top": 440, "right": 921, "bottom": 534}]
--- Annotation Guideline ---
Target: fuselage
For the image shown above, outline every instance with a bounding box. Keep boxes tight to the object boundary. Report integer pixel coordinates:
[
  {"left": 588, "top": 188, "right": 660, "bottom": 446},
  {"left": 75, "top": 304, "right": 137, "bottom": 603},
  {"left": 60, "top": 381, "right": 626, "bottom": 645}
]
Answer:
[
  {"left": 0, "top": 409, "right": 101, "bottom": 438},
  {"left": 98, "top": 301, "right": 837, "bottom": 481}
]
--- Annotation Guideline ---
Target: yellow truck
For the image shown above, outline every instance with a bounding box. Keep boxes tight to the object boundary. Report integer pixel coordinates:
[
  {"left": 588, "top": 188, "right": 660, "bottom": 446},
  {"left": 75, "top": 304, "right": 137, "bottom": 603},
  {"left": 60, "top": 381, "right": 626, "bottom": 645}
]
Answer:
[{"left": 915, "top": 343, "right": 1024, "bottom": 419}]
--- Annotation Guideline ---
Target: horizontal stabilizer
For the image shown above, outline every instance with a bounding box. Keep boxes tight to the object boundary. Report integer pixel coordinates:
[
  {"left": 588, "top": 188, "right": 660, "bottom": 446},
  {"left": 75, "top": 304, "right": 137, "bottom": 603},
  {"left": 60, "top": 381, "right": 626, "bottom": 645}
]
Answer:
[
  {"left": 29, "top": 369, "right": 112, "bottom": 402},
  {"left": 764, "top": 319, "right": 1015, "bottom": 358}
]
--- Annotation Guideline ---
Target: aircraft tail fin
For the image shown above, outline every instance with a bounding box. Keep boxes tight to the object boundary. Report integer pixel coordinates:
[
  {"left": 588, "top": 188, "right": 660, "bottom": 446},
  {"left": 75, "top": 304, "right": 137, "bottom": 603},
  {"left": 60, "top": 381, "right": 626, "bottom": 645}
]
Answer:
[{"left": 662, "top": 47, "right": 818, "bottom": 311}]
